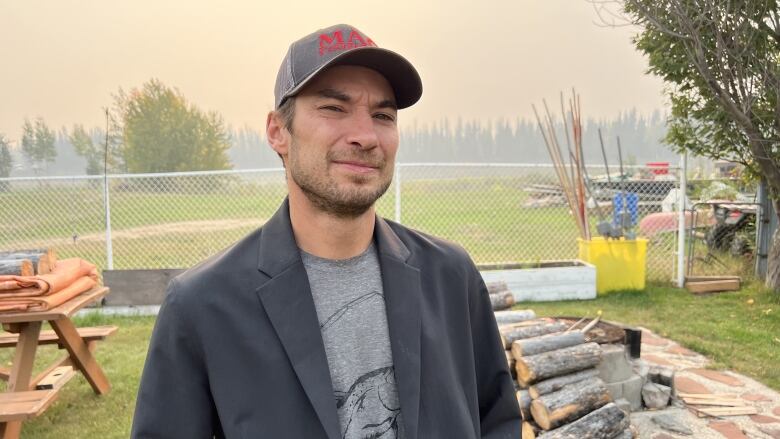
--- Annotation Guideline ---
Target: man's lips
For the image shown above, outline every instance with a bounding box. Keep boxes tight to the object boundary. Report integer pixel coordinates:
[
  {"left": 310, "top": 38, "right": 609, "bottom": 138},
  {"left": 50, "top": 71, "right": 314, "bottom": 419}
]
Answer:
[{"left": 332, "top": 160, "right": 380, "bottom": 173}]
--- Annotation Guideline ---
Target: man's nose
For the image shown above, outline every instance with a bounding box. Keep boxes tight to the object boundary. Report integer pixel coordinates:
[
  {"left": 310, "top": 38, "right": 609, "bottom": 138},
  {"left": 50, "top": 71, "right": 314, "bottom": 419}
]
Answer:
[{"left": 345, "top": 110, "right": 379, "bottom": 150}]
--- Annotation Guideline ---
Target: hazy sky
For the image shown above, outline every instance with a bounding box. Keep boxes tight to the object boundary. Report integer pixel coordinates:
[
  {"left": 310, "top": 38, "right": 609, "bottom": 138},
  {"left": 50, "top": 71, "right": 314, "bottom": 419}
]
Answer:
[{"left": 0, "top": 0, "right": 666, "bottom": 139}]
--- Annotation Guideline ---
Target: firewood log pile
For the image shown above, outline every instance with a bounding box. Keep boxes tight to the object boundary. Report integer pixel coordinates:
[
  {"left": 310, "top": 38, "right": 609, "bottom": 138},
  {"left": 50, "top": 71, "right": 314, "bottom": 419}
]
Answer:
[
  {"left": 494, "top": 310, "right": 636, "bottom": 439},
  {"left": 486, "top": 281, "right": 515, "bottom": 311},
  {"left": 0, "top": 249, "right": 99, "bottom": 312}
]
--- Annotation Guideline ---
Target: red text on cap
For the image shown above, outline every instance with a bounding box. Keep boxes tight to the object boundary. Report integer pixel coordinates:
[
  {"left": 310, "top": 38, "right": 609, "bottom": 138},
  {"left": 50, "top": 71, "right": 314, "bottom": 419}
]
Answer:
[{"left": 319, "top": 29, "right": 376, "bottom": 56}]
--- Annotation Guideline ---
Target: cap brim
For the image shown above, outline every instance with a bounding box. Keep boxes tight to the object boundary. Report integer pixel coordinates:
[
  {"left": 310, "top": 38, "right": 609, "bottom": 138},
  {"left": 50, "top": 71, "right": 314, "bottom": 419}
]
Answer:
[{"left": 283, "top": 47, "right": 422, "bottom": 109}]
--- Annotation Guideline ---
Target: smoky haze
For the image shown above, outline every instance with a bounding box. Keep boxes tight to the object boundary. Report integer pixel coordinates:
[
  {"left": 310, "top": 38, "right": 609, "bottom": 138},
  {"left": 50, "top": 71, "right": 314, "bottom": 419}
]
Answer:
[{"left": 0, "top": 0, "right": 669, "bottom": 174}]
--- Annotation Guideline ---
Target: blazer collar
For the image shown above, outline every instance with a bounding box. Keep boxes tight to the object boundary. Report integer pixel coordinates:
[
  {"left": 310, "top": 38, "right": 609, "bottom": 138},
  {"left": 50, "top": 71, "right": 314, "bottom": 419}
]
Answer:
[
  {"left": 256, "top": 198, "right": 301, "bottom": 277},
  {"left": 256, "top": 198, "right": 422, "bottom": 439},
  {"left": 257, "top": 198, "right": 413, "bottom": 274}
]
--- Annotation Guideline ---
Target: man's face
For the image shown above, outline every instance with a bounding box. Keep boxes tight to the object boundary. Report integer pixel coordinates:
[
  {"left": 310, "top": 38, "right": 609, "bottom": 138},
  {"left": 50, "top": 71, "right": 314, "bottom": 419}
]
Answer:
[{"left": 280, "top": 65, "right": 399, "bottom": 218}]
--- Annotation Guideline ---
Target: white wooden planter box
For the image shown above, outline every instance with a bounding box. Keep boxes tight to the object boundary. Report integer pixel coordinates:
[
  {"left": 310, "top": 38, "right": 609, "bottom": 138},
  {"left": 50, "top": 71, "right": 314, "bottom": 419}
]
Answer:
[{"left": 478, "top": 260, "right": 596, "bottom": 302}]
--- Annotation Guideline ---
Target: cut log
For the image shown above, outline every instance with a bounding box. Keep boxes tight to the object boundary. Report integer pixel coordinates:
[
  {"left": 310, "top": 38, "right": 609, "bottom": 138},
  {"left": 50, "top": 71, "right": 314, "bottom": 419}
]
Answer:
[
  {"left": 489, "top": 290, "right": 515, "bottom": 311},
  {"left": 511, "top": 331, "right": 585, "bottom": 359},
  {"left": 494, "top": 309, "right": 536, "bottom": 325},
  {"left": 529, "top": 369, "right": 600, "bottom": 399},
  {"left": 516, "top": 342, "right": 602, "bottom": 385},
  {"left": 523, "top": 421, "right": 539, "bottom": 439},
  {"left": 502, "top": 322, "right": 568, "bottom": 349},
  {"left": 0, "top": 249, "right": 52, "bottom": 257},
  {"left": 0, "top": 249, "right": 56, "bottom": 274},
  {"left": 485, "top": 280, "right": 509, "bottom": 295},
  {"left": 499, "top": 318, "right": 553, "bottom": 334},
  {"left": 506, "top": 351, "right": 516, "bottom": 380},
  {"left": 517, "top": 389, "right": 532, "bottom": 420},
  {"left": 530, "top": 378, "right": 611, "bottom": 430},
  {"left": 537, "top": 402, "right": 629, "bottom": 439},
  {"left": 0, "top": 260, "right": 34, "bottom": 276}
]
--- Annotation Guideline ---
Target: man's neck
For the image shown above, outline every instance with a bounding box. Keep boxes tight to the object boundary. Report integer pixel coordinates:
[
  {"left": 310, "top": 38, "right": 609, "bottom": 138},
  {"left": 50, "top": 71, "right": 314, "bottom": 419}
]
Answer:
[{"left": 288, "top": 192, "right": 376, "bottom": 260}]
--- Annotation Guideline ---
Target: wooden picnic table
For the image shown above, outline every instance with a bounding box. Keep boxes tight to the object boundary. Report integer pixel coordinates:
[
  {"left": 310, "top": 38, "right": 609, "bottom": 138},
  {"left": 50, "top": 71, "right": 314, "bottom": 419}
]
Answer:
[{"left": 0, "top": 287, "right": 113, "bottom": 439}]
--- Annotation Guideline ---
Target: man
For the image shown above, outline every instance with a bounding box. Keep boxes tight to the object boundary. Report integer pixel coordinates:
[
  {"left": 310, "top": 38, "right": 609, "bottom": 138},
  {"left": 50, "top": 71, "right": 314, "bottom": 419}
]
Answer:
[{"left": 132, "top": 24, "right": 520, "bottom": 438}]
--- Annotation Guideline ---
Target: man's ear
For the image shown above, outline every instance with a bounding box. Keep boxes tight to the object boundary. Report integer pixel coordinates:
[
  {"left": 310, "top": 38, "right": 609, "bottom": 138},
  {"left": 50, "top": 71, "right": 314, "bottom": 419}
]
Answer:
[{"left": 266, "top": 111, "right": 290, "bottom": 159}]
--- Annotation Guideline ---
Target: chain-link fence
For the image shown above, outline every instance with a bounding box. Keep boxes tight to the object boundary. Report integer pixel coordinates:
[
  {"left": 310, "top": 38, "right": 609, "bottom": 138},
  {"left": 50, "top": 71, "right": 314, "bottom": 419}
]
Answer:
[
  {"left": 395, "top": 164, "right": 683, "bottom": 283},
  {"left": 0, "top": 163, "right": 712, "bottom": 283},
  {"left": 683, "top": 176, "right": 761, "bottom": 280}
]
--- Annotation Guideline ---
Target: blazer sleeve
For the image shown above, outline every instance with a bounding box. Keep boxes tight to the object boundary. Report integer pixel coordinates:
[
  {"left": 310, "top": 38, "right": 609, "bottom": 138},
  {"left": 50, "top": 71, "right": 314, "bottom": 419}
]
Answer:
[
  {"left": 467, "top": 263, "right": 523, "bottom": 438},
  {"left": 131, "top": 278, "right": 220, "bottom": 438}
]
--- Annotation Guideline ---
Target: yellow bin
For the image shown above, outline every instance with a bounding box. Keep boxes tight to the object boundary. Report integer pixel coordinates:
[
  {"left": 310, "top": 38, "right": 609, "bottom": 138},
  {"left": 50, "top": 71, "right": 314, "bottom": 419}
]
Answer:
[{"left": 577, "top": 237, "right": 648, "bottom": 293}]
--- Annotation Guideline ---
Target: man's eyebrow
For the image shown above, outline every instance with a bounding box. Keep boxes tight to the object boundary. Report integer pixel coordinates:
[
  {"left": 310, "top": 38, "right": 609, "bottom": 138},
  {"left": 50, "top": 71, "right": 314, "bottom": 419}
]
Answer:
[
  {"left": 316, "top": 88, "right": 397, "bottom": 110},
  {"left": 316, "top": 88, "right": 350, "bottom": 102},
  {"left": 377, "top": 99, "right": 398, "bottom": 111}
]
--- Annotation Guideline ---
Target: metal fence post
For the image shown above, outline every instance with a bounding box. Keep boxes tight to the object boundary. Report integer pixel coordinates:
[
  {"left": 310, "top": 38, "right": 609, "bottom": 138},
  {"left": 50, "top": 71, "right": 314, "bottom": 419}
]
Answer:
[
  {"left": 676, "top": 152, "right": 688, "bottom": 287},
  {"left": 103, "top": 173, "right": 114, "bottom": 270},
  {"left": 394, "top": 164, "right": 402, "bottom": 224}
]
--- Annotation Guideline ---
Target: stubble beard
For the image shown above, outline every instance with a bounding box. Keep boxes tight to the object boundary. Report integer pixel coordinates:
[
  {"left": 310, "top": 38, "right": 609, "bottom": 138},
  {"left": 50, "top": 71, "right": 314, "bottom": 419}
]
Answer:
[{"left": 288, "top": 138, "right": 393, "bottom": 219}]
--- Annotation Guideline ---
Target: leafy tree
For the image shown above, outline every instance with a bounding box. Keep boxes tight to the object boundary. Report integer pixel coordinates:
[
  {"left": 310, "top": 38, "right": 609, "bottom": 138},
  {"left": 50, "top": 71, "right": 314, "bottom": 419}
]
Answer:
[
  {"left": 113, "top": 79, "right": 232, "bottom": 173},
  {"left": 592, "top": 0, "right": 780, "bottom": 289},
  {"left": 69, "top": 125, "right": 106, "bottom": 175},
  {"left": 20, "top": 118, "right": 57, "bottom": 174}
]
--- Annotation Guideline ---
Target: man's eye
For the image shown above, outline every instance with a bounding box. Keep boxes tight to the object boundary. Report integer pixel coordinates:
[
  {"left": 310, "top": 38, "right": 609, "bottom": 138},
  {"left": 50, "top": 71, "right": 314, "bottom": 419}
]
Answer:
[
  {"left": 321, "top": 105, "right": 343, "bottom": 112},
  {"left": 374, "top": 113, "right": 396, "bottom": 122}
]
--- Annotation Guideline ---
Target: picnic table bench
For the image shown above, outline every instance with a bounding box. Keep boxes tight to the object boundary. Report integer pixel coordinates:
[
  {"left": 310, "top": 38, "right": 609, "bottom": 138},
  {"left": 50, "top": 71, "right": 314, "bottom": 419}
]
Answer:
[{"left": 0, "top": 287, "right": 115, "bottom": 439}]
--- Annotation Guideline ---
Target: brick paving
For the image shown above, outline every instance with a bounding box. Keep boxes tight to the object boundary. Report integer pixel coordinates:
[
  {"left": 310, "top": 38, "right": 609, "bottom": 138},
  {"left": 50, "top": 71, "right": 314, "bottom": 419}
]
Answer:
[
  {"left": 758, "top": 426, "right": 780, "bottom": 438},
  {"left": 750, "top": 414, "right": 780, "bottom": 424},
  {"left": 709, "top": 421, "right": 749, "bottom": 439},
  {"left": 631, "top": 327, "right": 780, "bottom": 438}
]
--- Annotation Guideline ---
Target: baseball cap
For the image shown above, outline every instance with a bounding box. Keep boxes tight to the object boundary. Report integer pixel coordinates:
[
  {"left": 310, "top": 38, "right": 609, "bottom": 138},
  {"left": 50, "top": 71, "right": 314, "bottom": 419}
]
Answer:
[{"left": 274, "top": 24, "right": 422, "bottom": 110}]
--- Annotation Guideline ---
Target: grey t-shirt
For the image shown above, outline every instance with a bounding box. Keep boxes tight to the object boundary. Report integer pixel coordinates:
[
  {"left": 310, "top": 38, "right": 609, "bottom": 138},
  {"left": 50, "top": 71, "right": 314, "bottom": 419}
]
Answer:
[{"left": 301, "top": 243, "right": 405, "bottom": 439}]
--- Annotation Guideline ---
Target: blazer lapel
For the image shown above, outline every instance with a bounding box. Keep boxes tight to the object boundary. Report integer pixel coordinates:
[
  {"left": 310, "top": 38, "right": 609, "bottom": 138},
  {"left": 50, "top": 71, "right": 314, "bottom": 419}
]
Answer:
[
  {"left": 255, "top": 200, "right": 341, "bottom": 439},
  {"left": 375, "top": 217, "right": 422, "bottom": 439}
]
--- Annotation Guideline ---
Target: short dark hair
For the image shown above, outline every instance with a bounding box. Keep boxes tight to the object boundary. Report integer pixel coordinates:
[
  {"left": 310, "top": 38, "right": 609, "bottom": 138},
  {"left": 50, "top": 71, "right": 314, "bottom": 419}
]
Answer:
[
  {"left": 275, "top": 97, "right": 296, "bottom": 164},
  {"left": 278, "top": 96, "right": 295, "bottom": 134}
]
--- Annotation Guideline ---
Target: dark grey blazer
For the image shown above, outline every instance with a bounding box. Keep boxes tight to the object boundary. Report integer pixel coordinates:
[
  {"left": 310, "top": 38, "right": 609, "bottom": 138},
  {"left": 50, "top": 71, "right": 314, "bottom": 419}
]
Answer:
[{"left": 131, "top": 199, "right": 521, "bottom": 438}]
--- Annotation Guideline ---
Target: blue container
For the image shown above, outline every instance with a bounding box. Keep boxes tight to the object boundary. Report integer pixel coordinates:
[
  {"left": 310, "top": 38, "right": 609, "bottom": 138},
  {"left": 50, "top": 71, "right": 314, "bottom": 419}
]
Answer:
[{"left": 613, "top": 192, "right": 638, "bottom": 226}]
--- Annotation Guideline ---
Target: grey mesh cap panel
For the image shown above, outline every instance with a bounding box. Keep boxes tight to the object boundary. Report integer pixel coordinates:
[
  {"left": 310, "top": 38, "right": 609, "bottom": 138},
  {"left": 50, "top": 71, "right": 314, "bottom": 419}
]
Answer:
[{"left": 273, "top": 24, "right": 422, "bottom": 109}]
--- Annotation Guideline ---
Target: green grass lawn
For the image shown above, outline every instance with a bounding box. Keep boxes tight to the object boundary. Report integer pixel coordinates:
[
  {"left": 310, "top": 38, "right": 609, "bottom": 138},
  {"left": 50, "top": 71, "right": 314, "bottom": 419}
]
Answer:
[{"left": 2, "top": 281, "right": 777, "bottom": 438}]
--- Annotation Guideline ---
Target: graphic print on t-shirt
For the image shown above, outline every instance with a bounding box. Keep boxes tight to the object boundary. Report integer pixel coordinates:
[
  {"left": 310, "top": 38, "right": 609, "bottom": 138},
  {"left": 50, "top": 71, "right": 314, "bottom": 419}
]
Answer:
[
  {"left": 321, "top": 292, "right": 401, "bottom": 439},
  {"left": 335, "top": 366, "right": 401, "bottom": 439}
]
